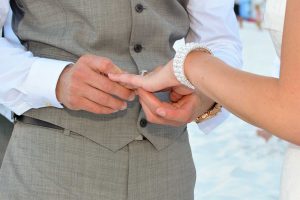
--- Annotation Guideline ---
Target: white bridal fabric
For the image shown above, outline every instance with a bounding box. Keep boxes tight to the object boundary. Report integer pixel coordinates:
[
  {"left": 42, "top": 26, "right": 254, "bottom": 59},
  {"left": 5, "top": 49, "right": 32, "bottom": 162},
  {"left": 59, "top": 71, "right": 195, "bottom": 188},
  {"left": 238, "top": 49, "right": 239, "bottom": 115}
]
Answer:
[{"left": 264, "top": 0, "right": 300, "bottom": 199}]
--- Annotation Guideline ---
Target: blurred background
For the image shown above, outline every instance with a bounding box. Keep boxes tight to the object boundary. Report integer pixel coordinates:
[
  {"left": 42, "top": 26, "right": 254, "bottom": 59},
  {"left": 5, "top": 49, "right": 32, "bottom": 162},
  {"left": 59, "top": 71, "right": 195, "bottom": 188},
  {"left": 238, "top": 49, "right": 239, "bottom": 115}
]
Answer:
[{"left": 187, "top": 0, "right": 288, "bottom": 199}]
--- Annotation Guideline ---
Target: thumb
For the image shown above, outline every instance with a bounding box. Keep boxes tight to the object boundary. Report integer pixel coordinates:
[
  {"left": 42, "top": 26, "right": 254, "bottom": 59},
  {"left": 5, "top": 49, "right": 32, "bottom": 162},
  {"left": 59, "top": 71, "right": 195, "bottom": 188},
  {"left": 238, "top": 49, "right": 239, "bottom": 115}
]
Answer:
[{"left": 156, "top": 107, "right": 192, "bottom": 123}]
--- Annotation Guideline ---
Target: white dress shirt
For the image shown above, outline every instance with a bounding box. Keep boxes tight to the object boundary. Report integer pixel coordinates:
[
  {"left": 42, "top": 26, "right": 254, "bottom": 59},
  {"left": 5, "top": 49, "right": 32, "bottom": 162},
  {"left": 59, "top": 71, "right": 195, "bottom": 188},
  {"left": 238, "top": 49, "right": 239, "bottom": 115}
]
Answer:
[{"left": 0, "top": 0, "right": 242, "bottom": 132}]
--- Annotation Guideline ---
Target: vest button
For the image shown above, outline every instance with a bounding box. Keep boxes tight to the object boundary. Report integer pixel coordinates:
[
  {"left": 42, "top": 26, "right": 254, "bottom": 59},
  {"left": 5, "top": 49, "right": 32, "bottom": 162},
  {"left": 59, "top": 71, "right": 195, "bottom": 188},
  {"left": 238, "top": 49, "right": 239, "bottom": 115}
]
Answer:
[
  {"left": 135, "top": 4, "right": 144, "bottom": 13},
  {"left": 140, "top": 118, "right": 148, "bottom": 128},
  {"left": 134, "top": 44, "right": 143, "bottom": 53}
]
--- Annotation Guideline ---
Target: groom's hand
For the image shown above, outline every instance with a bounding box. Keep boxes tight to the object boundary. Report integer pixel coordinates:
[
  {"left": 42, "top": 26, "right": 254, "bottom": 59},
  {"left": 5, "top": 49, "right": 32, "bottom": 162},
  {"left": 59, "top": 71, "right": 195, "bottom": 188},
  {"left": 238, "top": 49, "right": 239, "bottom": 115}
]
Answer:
[
  {"left": 56, "top": 55, "right": 135, "bottom": 114},
  {"left": 137, "top": 89, "right": 215, "bottom": 127}
]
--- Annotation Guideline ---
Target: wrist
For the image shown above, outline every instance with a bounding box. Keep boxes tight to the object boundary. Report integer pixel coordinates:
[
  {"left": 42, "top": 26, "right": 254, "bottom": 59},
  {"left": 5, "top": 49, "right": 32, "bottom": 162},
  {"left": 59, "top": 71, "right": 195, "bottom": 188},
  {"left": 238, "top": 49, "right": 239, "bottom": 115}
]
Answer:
[
  {"left": 195, "top": 102, "right": 222, "bottom": 124},
  {"left": 56, "top": 64, "right": 73, "bottom": 103},
  {"left": 194, "top": 89, "right": 222, "bottom": 124},
  {"left": 184, "top": 51, "right": 213, "bottom": 87},
  {"left": 166, "top": 60, "right": 182, "bottom": 86},
  {"left": 196, "top": 91, "right": 215, "bottom": 115},
  {"left": 173, "top": 43, "right": 213, "bottom": 90}
]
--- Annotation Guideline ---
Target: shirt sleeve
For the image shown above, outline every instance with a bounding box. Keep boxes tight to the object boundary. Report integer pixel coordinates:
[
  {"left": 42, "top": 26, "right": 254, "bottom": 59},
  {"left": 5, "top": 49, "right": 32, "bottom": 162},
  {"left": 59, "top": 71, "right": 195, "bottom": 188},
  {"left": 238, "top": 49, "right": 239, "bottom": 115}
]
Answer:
[
  {"left": 0, "top": 0, "right": 9, "bottom": 29},
  {"left": 0, "top": 8, "right": 72, "bottom": 116},
  {"left": 186, "top": 0, "right": 243, "bottom": 134}
]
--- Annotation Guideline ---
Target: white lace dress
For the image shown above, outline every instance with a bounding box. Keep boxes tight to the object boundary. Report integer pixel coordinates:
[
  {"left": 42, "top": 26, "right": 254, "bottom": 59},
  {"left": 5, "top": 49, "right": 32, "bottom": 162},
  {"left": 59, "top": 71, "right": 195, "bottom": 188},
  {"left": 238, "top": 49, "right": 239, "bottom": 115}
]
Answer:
[{"left": 264, "top": 0, "right": 300, "bottom": 199}]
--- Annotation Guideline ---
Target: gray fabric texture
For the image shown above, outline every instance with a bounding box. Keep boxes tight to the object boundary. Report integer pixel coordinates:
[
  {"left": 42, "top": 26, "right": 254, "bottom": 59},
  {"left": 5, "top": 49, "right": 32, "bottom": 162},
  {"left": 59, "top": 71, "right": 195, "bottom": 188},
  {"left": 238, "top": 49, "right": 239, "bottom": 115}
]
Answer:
[
  {"left": 11, "top": 0, "right": 190, "bottom": 152},
  {"left": 0, "top": 122, "right": 196, "bottom": 200},
  {"left": 0, "top": 115, "right": 13, "bottom": 167}
]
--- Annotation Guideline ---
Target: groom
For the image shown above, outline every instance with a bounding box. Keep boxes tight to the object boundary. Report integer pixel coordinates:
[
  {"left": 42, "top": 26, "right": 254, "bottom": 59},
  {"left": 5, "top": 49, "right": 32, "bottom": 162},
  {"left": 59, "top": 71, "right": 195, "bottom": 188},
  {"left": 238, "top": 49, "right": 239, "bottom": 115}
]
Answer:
[{"left": 0, "top": 0, "right": 242, "bottom": 199}]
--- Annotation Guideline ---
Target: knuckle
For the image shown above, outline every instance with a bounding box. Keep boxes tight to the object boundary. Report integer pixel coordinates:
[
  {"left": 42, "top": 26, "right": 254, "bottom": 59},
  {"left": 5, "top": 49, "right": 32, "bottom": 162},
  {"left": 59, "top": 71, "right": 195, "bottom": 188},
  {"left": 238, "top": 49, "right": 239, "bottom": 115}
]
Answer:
[
  {"left": 102, "top": 58, "right": 113, "bottom": 66},
  {"left": 78, "top": 55, "right": 87, "bottom": 64},
  {"left": 100, "top": 58, "right": 113, "bottom": 71},
  {"left": 72, "top": 69, "right": 84, "bottom": 80},
  {"left": 79, "top": 54, "right": 92, "bottom": 63},
  {"left": 102, "top": 82, "right": 113, "bottom": 92}
]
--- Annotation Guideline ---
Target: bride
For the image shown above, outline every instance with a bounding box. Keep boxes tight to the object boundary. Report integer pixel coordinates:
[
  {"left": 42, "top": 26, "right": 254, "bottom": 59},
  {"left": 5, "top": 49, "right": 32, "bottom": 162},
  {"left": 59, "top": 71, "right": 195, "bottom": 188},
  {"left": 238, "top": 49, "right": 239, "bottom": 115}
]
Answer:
[{"left": 109, "top": 0, "right": 299, "bottom": 199}]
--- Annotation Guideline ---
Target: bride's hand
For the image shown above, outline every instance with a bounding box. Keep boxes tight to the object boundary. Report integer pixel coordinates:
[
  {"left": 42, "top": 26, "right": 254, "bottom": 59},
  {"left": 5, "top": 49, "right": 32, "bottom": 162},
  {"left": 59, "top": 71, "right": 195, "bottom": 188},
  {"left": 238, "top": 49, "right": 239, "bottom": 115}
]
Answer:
[{"left": 108, "top": 60, "right": 193, "bottom": 95}]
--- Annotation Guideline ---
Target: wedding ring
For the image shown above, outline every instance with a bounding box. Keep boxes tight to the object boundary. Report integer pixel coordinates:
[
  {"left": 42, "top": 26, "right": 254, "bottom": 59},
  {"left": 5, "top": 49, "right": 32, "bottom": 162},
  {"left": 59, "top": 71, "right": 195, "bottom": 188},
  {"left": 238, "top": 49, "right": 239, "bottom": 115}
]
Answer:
[{"left": 140, "top": 70, "right": 148, "bottom": 76}]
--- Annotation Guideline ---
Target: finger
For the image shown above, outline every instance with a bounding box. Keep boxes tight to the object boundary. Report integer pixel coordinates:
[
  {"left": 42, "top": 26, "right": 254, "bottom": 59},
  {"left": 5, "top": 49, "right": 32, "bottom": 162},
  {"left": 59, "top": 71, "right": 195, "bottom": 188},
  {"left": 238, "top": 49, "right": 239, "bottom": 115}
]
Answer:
[
  {"left": 138, "top": 89, "right": 175, "bottom": 109},
  {"left": 138, "top": 89, "right": 185, "bottom": 125},
  {"left": 172, "top": 86, "right": 194, "bottom": 96},
  {"left": 80, "top": 55, "right": 123, "bottom": 74},
  {"left": 109, "top": 66, "right": 165, "bottom": 92},
  {"left": 140, "top": 99, "right": 181, "bottom": 127},
  {"left": 82, "top": 86, "right": 127, "bottom": 111},
  {"left": 155, "top": 96, "right": 196, "bottom": 123},
  {"left": 170, "top": 91, "right": 183, "bottom": 102},
  {"left": 156, "top": 106, "right": 193, "bottom": 123},
  {"left": 108, "top": 73, "right": 144, "bottom": 89},
  {"left": 85, "top": 70, "right": 135, "bottom": 101},
  {"left": 117, "top": 71, "right": 138, "bottom": 90},
  {"left": 137, "top": 89, "right": 164, "bottom": 112},
  {"left": 109, "top": 65, "right": 173, "bottom": 92},
  {"left": 78, "top": 97, "right": 117, "bottom": 114}
]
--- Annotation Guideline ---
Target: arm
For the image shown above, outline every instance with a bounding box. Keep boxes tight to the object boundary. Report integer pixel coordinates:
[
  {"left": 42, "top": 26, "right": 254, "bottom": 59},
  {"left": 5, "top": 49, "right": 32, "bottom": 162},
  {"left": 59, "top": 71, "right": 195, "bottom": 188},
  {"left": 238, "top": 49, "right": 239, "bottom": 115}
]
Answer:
[
  {"left": 184, "top": 0, "right": 300, "bottom": 144},
  {"left": 186, "top": 0, "right": 243, "bottom": 132},
  {"left": 186, "top": 0, "right": 243, "bottom": 68},
  {"left": 108, "top": 0, "right": 300, "bottom": 144},
  {"left": 0, "top": 7, "right": 70, "bottom": 115},
  {"left": 0, "top": 4, "right": 134, "bottom": 116}
]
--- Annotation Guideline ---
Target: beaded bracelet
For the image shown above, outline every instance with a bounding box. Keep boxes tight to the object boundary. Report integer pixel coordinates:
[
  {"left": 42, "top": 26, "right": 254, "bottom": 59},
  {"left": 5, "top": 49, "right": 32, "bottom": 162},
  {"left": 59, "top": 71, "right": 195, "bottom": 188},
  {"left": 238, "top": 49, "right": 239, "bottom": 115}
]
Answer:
[{"left": 173, "top": 42, "right": 213, "bottom": 90}]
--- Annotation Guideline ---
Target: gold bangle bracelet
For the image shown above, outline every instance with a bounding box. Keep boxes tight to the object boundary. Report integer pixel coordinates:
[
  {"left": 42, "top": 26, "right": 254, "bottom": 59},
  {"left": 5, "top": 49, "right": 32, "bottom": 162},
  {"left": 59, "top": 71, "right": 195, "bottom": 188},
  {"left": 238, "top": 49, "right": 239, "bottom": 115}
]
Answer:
[{"left": 195, "top": 103, "right": 222, "bottom": 123}]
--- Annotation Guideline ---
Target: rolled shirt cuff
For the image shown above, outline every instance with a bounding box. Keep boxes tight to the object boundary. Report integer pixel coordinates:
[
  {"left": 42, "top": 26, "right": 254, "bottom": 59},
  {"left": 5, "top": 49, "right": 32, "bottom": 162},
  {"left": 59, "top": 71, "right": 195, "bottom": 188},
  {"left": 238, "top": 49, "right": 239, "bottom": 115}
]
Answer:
[{"left": 17, "top": 57, "right": 72, "bottom": 110}]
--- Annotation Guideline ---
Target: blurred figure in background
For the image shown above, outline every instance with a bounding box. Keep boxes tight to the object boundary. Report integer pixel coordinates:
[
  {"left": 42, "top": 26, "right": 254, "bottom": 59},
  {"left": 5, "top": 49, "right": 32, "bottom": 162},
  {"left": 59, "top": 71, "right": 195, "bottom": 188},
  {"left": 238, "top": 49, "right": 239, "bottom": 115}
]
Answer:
[
  {"left": 257, "top": 129, "right": 273, "bottom": 142},
  {"left": 237, "top": 0, "right": 267, "bottom": 30},
  {"left": 239, "top": 0, "right": 252, "bottom": 22},
  {"left": 234, "top": 0, "right": 244, "bottom": 28},
  {"left": 252, "top": 0, "right": 266, "bottom": 30}
]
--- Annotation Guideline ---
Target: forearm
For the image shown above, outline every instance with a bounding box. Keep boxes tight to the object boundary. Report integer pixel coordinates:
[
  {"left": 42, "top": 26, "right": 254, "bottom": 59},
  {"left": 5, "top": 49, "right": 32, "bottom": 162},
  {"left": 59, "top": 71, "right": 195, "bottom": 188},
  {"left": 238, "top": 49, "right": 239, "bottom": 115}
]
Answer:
[
  {"left": 185, "top": 0, "right": 243, "bottom": 132},
  {"left": 185, "top": 51, "right": 300, "bottom": 145}
]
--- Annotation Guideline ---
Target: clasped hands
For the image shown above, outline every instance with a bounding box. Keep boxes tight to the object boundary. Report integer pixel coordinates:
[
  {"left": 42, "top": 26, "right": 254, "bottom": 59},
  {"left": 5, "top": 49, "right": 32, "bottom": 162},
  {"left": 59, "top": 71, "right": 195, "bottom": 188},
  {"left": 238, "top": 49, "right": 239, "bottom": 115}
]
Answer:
[{"left": 56, "top": 55, "right": 213, "bottom": 126}]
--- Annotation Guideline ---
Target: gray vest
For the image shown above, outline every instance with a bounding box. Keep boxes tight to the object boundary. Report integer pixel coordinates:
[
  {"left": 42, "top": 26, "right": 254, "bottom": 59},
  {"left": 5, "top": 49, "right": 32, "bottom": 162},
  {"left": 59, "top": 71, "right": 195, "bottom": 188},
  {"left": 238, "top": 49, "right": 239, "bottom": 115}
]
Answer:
[{"left": 11, "top": 0, "right": 190, "bottom": 152}]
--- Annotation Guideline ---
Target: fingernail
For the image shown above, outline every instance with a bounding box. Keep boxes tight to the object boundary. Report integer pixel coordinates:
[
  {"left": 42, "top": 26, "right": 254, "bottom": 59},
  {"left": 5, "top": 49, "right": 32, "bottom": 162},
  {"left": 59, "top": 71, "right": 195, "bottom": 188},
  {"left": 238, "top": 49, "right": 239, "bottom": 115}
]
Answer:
[
  {"left": 128, "top": 93, "right": 136, "bottom": 101},
  {"left": 156, "top": 108, "right": 166, "bottom": 117},
  {"left": 121, "top": 103, "right": 127, "bottom": 110}
]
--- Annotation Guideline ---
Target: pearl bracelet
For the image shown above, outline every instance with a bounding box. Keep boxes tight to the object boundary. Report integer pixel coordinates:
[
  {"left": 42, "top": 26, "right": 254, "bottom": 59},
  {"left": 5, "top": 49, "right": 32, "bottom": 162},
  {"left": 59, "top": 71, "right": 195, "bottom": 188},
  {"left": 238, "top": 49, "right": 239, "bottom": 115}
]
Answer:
[{"left": 173, "top": 43, "right": 213, "bottom": 90}]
